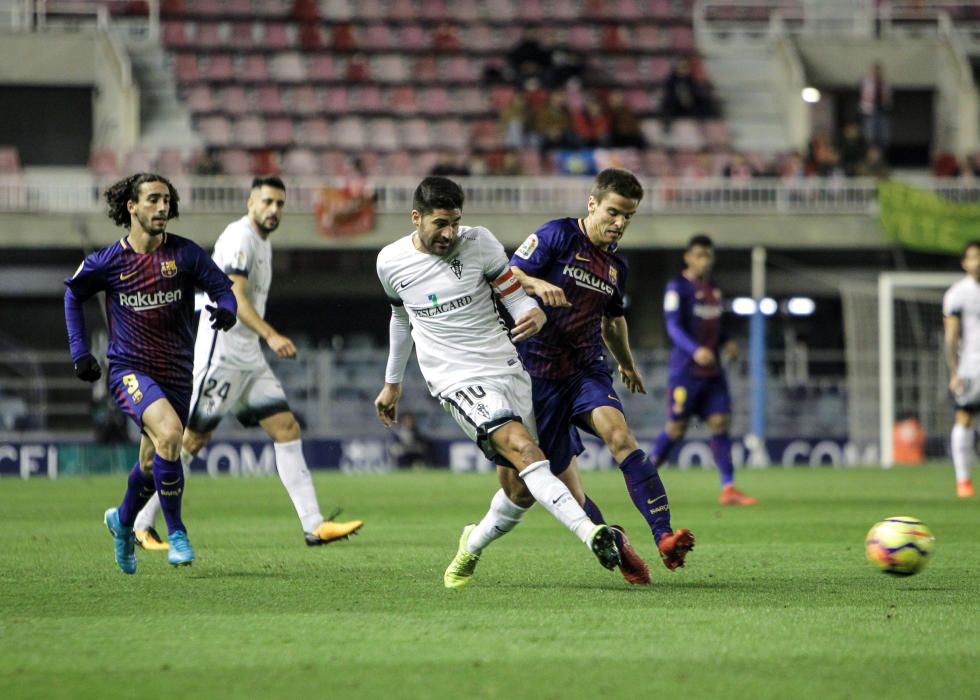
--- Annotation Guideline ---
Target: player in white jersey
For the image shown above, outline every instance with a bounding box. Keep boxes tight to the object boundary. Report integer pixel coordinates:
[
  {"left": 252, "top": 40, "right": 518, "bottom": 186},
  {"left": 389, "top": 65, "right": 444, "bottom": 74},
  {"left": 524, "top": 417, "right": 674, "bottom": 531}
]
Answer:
[
  {"left": 133, "top": 176, "right": 364, "bottom": 546},
  {"left": 943, "top": 240, "right": 980, "bottom": 498},
  {"left": 374, "top": 176, "right": 621, "bottom": 588}
]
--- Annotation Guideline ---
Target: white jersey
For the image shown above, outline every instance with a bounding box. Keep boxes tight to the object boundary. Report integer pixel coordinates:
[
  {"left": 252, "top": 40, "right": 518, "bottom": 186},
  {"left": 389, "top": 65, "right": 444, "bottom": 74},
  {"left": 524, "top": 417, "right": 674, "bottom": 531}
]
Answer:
[
  {"left": 943, "top": 275, "right": 980, "bottom": 374},
  {"left": 195, "top": 216, "right": 272, "bottom": 371},
  {"left": 376, "top": 225, "right": 525, "bottom": 397}
]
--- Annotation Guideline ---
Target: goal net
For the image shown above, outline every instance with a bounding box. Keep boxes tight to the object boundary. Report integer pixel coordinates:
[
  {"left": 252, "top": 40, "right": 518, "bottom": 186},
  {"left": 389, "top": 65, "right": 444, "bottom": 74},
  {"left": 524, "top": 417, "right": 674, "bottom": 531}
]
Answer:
[{"left": 841, "top": 272, "right": 959, "bottom": 466}]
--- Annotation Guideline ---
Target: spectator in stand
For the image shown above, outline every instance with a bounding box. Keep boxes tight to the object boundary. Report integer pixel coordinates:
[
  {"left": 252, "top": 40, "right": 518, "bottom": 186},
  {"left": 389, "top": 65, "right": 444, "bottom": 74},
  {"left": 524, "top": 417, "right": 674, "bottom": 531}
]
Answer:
[
  {"left": 433, "top": 22, "right": 460, "bottom": 52},
  {"left": 807, "top": 133, "right": 842, "bottom": 177},
  {"left": 663, "top": 57, "right": 714, "bottom": 125},
  {"left": 548, "top": 34, "right": 587, "bottom": 88},
  {"left": 838, "top": 122, "right": 868, "bottom": 177},
  {"left": 347, "top": 53, "right": 370, "bottom": 82},
  {"left": 856, "top": 145, "right": 891, "bottom": 180},
  {"left": 859, "top": 62, "right": 892, "bottom": 150},
  {"left": 500, "top": 92, "right": 530, "bottom": 149},
  {"left": 507, "top": 28, "right": 554, "bottom": 86},
  {"left": 389, "top": 413, "right": 431, "bottom": 469},
  {"left": 779, "top": 152, "right": 807, "bottom": 181},
  {"left": 568, "top": 94, "right": 611, "bottom": 149},
  {"left": 529, "top": 91, "right": 572, "bottom": 150},
  {"left": 607, "top": 89, "right": 645, "bottom": 149},
  {"left": 721, "top": 153, "right": 755, "bottom": 180},
  {"left": 192, "top": 148, "right": 223, "bottom": 176},
  {"left": 430, "top": 152, "right": 471, "bottom": 177}
]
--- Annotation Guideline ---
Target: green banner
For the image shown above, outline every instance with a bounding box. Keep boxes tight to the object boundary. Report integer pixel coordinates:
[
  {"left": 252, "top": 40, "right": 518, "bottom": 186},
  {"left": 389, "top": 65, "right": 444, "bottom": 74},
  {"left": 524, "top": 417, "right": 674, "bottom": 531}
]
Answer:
[{"left": 879, "top": 181, "right": 980, "bottom": 254}]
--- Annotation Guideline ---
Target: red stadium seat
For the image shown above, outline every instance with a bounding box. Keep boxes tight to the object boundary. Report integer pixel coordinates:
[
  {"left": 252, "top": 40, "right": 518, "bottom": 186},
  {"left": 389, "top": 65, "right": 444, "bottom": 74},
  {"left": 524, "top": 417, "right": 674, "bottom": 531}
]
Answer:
[
  {"left": 457, "top": 88, "right": 488, "bottom": 115},
  {"left": 362, "top": 23, "right": 394, "bottom": 50},
  {"left": 374, "top": 55, "right": 409, "bottom": 83},
  {"left": 289, "top": 85, "right": 321, "bottom": 115},
  {"left": 358, "top": 0, "right": 387, "bottom": 20},
  {"left": 389, "top": 86, "right": 419, "bottom": 115},
  {"left": 174, "top": 54, "right": 200, "bottom": 82},
  {"left": 420, "top": 87, "right": 451, "bottom": 116},
  {"left": 156, "top": 149, "right": 187, "bottom": 175},
  {"left": 298, "top": 23, "right": 324, "bottom": 50},
  {"left": 88, "top": 148, "right": 119, "bottom": 177},
  {"left": 332, "top": 117, "right": 367, "bottom": 150},
  {"left": 518, "top": 0, "right": 545, "bottom": 22},
  {"left": 123, "top": 149, "right": 154, "bottom": 173},
  {"left": 419, "top": 0, "right": 449, "bottom": 21},
  {"left": 568, "top": 26, "right": 596, "bottom": 52},
  {"left": 633, "top": 24, "right": 665, "bottom": 51},
  {"left": 228, "top": 21, "right": 257, "bottom": 49},
  {"left": 368, "top": 118, "right": 400, "bottom": 152},
  {"left": 452, "top": 0, "right": 480, "bottom": 22},
  {"left": 321, "top": 87, "right": 350, "bottom": 114},
  {"left": 264, "top": 23, "right": 295, "bottom": 50},
  {"left": 203, "top": 54, "right": 235, "bottom": 82},
  {"left": 192, "top": 22, "right": 223, "bottom": 48},
  {"left": 300, "top": 118, "right": 332, "bottom": 147},
  {"left": 353, "top": 85, "right": 384, "bottom": 112},
  {"left": 161, "top": 21, "right": 191, "bottom": 48},
  {"left": 234, "top": 116, "right": 266, "bottom": 148},
  {"left": 640, "top": 118, "right": 666, "bottom": 147},
  {"left": 320, "top": 150, "right": 349, "bottom": 175},
  {"left": 270, "top": 52, "right": 307, "bottom": 82},
  {"left": 308, "top": 54, "right": 339, "bottom": 81},
  {"left": 668, "top": 119, "right": 704, "bottom": 151},
  {"left": 388, "top": 0, "right": 415, "bottom": 21},
  {"left": 321, "top": 0, "right": 354, "bottom": 20},
  {"left": 219, "top": 85, "right": 250, "bottom": 115},
  {"left": 239, "top": 54, "right": 270, "bottom": 82},
  {"left": 198, "top": 115, "right": 232, "bottom": 146},
  {"left": 483, "top": 0, "right": 516, "bottom": 21},
  {"left": 265, "top": 118, "right": 295, "bottom": 147},
  {"left": 220, "top": 149, "right": 253, "bottom": 175},
  {"left": 186, "top": 84, "right": 215, "bottom": 113},
  {"left": 464, "top": 24, "right": 495, "bottom": 51},
  {"left": 401, "top": 119, "right": 433, "bottom": 150},
  {"left": 400, "top": 24, "right": 429, "bottom": 50},
  {"left": 282, "top": 148, "right": 318, "bottom": 176},
  {"left": 257, "top": 85, "right": 285, "bottom": 114},
  {"left": 413, "top": 55, "right": 438, "bottom": 82}
]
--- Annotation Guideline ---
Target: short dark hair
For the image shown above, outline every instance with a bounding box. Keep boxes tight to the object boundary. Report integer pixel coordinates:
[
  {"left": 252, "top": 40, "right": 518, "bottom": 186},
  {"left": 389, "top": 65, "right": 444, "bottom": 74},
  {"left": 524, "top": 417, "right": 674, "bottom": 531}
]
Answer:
[
  {"left": 413, "top": 176, "right": 464, "bottom": 215},
  {"left": 687, "top": 233, "right": 714, "bottom": 251},
  {"left": 251, "top": 175, "right": 286, "bottom": 191},
  {"left": 104, "top": 173, "right": 180, "bottom": 229},
  {"left": 963, "top": 240, "right": 980, "bottom": 258},
  {"left": 590, "top": 168, "right": 644, "bottom": 203}
]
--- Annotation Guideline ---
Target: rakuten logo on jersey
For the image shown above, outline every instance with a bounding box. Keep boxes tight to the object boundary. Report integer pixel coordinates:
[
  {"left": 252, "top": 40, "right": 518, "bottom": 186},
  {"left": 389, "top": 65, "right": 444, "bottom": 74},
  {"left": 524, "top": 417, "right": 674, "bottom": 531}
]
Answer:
[
  {"left": 562, "top": 264, "right": 614, "bottom": 295},
  {"left": 118, "top": 289, "right": 183, "bottom": 311}
]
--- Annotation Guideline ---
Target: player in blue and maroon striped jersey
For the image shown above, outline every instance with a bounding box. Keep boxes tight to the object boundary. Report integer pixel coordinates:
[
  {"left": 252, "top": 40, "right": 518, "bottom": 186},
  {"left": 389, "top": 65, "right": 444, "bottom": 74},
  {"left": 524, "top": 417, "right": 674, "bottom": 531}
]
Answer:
[
  {"left": 652, "top": 233, "right": 757, "bottom": 506},
  {"left": 64, "top": 173, "right": 237, "bottom": 574},
  {"left": 502, "top": 169, "right": 694, "bottom": 580}
]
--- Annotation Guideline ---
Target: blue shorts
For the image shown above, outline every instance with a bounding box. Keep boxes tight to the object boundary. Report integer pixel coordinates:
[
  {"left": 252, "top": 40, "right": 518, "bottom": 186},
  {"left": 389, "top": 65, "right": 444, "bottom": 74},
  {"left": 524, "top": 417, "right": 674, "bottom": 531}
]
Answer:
[
  {"left": 667, "top": 371, "right": 731, "bottom": 421},
  {"left": 531, "top": 362, "right": 624, "bottom": 475},
  {"left": 109, "top": 368, "right": 191, "bottom": 430}
]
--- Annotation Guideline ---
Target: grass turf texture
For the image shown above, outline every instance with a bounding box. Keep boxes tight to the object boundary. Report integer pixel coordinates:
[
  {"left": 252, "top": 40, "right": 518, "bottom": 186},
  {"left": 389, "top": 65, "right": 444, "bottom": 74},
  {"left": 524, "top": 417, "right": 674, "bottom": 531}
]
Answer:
[{"left": 1, "top": 466, "right": 978, "bottom": 700}]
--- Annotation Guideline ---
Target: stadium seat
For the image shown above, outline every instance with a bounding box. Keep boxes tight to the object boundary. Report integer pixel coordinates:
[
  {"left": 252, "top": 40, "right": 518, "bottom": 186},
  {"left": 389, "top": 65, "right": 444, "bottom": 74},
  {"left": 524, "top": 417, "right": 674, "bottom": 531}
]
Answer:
[
  {"left": 290, "top": 85, "right": 320, "bottom": 115},
  {"left": 401, "top": 119, "right": 433, "bottom": 150},
  {"left": 640, "top": 118, "right": 666, "bottom": 147},
  {"left": 388, "top": 0, "right": 415, "bottom": 21},
  {"left": 320, "top": 150, "right": 349, "bottom": 175},
  {"left": 321, "top": 87, "right": 350, "bottom": 114},
  {"left": 298, "top": 23, "right": 324, "bottom": 51},
  {"left": 517, "top": 0, "right": 545, "bottom": 21},
  {"left": 257, "top": 85, "right": 285, "bottom": 114},
  {"left": 483, "top": 0, "right": 516, "bottom": 21},
  {"left": 420, "top": 0, "right": 449, "bottom": 21},
  {"left": 646, "top": 56, "right": 673, "bottom": 82},
  {"left": 568, "top": 26, "right": 597, "bottom": 52},
  {"left": 332, "top": 117, "right": 367, "bottom": 150},
  {"left": 357, "top": 0, "right": 386, "bottom": 20},
  {"left": 155, "top": 148, "right": 187, "bottom": 175},
  {"left": 704, "top": 120, "right": 731, "bottom": 149},
  {"left": 228, "top": 21, "right": 257, "bottom": 49},
  {"left": 308, "top": 54, "right": 338, "bottom": 81},
  {"left": 550, "top": 0, "right": 578, "bottom": 20},
  {"left": 382, "top": 150, "right": 414, "bottom": 176},
  {"left": 174, "top": 54, "right": 200, "bottom": 82},
  {"left": 457, "top": 88, "right": 488, "bottom": 115},
  {"left": 203, "top": 54, "right": 235, "bottom": 82},
  {"left": 197, "top": 115, "right": 232, "bottom": 146},
  {"left": 220, "top": 149, "right": 252, "bottom": 175},
  {"left": 634, "top": 24, "right": 665, "bottom": 50},
  {"left": 266, "top": 117, "right": 295, "bottom": 147},
  {"left": 353, "top": 85, "right": 385, "bottom": 113},
  {"left": 88, "top": 148, "right": 119, "bottom": 177},
  {"left": 368, "top": 118, "right": 400, "bottom": 152},
  {"left": 234, "top": 116, "right": 266, "bottom": 148},
  {"left": 264, "top": 23, "right": 295, "bottom": 50},
  {"left": 401, "top": 24, "right": 429, "bottom": 50},
  {"left": 437, "top": 119, "right": 467, "bottom": 150},
  {"left": 186, "top": 84, "right": 215, "bottom": 113},
  {"left": 470, "top": 119, "right": 502, "bottom": 150},
  {"left": 625, "top": 88, "right": 650, "bottom": 114},
  {"left": 671, "top": 26, "right": 695, "bottom": 51},
  {"left": 444, "top": 55, "right": 476, "bottom": 82},
  {"left": 389, "top": 86, "right": 419, "bottom": 115},
  {"left": 123, "top": 149, "right": 154, "bottom": 173},
  {"left": 420, "top": 87, "right": 451, "bottom": 116},
  {"left": 321, "top": 0, "right": 354, "bottom": 20},
  {"left": 374, "top": 55, "right": 409, "bottom": 83},
  {"left": 282, "top": 148, "right": 318, "bottom": 176},
  {"left": 299, "top": 118, "right": 332, "bottom": 147},
  {"left": 192, "top": 22, "right": 223, "bottom": 48},
  {"left": 270, "top": 52, "right": 307, "bottom": 82},
  {"left": 188, "top": 0, "right": 222, "bottom": 17},
  {"left": 464, "top": 24, "right": 495, "bottom": 51},
  {"left": 235, "top": 54, "right": 269, "bottom": 82},
  {"left": 668, "top": 119, "right": 704, "bottom": 151},
  {"left": 162, "top": 21, "right": 191, "bottom": 48},
  {"left": 224, "top": 0, "right": 253, "bottom": 17},
  {"left": 362, "top": 23, "right": 394, "bottom": 50},
  {"left": 413, "top": 55, "right": 439, "bottom": 82},
  {"left": 0, "top": 146, "right": 21, "bottom": 173},
  {"left": 452, "top": 0, "right": 480, "bottom": 22},
  {"left": 219, "top": 85, "right": 250, "bottom": 115},
  {"left": 616, "top": 0, "right": 644, "bottom": 20}
]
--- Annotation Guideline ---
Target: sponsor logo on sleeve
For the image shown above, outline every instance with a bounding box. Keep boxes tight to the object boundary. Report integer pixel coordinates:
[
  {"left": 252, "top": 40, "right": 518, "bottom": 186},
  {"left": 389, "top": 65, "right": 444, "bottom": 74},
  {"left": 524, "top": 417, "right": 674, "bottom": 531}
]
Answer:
[
  {"left": 664, "top": 290, "right": 680, "bottom": 312},
  {"left": 515, "top": 233, "right": 538, "bottom": 260}
]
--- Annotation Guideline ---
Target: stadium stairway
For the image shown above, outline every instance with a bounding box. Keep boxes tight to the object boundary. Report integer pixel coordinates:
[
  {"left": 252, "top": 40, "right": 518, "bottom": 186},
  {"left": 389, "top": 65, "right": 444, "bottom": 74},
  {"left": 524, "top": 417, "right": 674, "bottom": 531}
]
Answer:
[{"left": 127, "top": 44, "right": 200, "bottom": 152}]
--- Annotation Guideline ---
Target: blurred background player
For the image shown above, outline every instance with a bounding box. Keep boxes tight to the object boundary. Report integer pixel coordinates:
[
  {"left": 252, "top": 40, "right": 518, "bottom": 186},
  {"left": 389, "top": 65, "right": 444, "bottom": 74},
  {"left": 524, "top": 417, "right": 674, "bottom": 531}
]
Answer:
[
  {"left": 133, "top": 176, "right": 364, "bottom": 548},
  {"left": 651, "top": 233, "right": 757, "bottom": 505},
  {"left": 65, "top": 173, "right": 238, "bottom": 573},
  {"left": 504, "top": 168, "right": 694, "bottom": 582},
  {"left": 942, "top": 240, "right": 980, "bottom": 498},
  {"left": 373, "top": 176, "right": 621, "bottom": 588}
]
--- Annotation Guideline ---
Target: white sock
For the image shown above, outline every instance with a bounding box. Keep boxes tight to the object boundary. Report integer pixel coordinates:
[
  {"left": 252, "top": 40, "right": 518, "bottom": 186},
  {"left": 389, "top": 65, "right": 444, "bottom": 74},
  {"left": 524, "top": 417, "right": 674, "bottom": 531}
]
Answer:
[
  {"left": 274, "top": 439, "right": 324, "bottom": 532},
  {"left": 134, "top": 448, "right": 193, "bottom": 531},
  {"left": 951, "top": 425, "right": 974, "bottom": 482},
  {"left": 518, "top": 460, "right": 594, "bottom": 546},
  {"left": 466, "top": 488, "right": 531, "bottom": 554}
]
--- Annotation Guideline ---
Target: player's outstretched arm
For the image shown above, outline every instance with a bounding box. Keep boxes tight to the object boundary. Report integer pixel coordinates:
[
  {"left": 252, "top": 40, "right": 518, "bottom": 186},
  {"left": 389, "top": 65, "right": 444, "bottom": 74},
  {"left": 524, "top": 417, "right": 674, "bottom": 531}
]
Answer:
[
  {"left": 64, "top": 288, "right": 102, "bottom": 382},
  {"left": 375, "top": 383, "right": 402, "bottom": 428},
  {"left": 509, "top": 266, "right": 571, "bottom": 308},
  {"left": 944, "top": 314, "right": 963, "bottom": 394},
  {"left": 601, "top": 315, "right": 646, "bottom": 394},
  {"left": 227, "top": 274, "right": 296, "bottom": 358}
]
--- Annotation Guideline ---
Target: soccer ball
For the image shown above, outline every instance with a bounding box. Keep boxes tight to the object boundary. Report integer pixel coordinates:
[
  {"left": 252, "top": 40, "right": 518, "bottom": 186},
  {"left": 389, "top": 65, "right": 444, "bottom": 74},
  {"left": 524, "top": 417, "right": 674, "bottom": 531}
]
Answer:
[{"left": 865, "top": 516, "right": 935, "bottom": 576}]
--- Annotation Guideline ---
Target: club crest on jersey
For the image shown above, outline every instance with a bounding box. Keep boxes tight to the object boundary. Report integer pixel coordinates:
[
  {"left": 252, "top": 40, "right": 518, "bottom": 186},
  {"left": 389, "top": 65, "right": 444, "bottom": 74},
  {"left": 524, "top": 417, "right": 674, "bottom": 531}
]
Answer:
[
  {"left": 160, "top": 260, "right": 178, "bottom": 278},
  {"left": 515, "top": 233, "right": 538, "bottom": 260},
  {"left": 609, "top": 266, "right": 618, "bottom": 284},
  {"left": 450, "top": 257, "right": 463, "bottom": 279}
]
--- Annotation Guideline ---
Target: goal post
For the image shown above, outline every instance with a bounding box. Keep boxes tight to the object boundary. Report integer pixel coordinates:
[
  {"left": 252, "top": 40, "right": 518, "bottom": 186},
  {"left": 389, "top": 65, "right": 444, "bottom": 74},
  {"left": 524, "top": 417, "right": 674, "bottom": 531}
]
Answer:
[{"left": 877, "top": 272, "right": 960, "bottom": 466}]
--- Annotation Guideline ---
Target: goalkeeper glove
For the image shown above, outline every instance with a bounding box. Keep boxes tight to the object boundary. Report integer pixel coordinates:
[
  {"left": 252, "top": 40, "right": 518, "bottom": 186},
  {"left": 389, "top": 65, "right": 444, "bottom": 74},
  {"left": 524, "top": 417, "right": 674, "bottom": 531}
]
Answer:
[{"left": 73, "top": 354, "right": 102, "bottom": 382}]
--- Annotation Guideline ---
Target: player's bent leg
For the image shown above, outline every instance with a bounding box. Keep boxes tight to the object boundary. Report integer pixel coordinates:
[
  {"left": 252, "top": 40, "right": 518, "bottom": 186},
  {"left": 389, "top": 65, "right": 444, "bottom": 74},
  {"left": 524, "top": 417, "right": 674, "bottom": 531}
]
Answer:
[
  {"left": 444, "top": 524, "right": 481, "bottom": 588},
  {"left": 142, "top": 400, "right": 195, "bottom": 564},
  {"left": 709, "top": 414, "right": 757, "bottom": 505},
  {"left": 104, "top": 507, "right": 137, "bottom": 575}
]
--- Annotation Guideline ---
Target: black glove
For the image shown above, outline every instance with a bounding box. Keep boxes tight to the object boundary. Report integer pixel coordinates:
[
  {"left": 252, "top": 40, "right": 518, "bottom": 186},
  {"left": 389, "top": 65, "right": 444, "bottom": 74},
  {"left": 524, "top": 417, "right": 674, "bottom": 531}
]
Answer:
[
  {"left": 73, "top": 354, "right": 102, "bottom": 382},
  {"left": 206, "top": 304, "right": 237, "bottom": 331}
]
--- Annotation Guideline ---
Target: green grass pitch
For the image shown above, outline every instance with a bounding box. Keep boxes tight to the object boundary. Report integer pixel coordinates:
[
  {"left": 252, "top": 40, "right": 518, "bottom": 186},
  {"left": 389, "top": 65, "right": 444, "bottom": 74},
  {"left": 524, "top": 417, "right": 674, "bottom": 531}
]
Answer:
[{"left": 1, "top": 466, "right": 978, "bottom": 699}]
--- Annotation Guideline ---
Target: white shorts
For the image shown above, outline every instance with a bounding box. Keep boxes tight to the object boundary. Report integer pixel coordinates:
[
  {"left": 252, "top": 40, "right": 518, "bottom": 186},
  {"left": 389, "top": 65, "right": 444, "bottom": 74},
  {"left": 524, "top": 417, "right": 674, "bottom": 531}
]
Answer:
[
  {"left": 954, "top": 372, "right": 980, "bottom": 409},
  {"left": 438, "top": 371, "right": 538, "bottom": 466},
  {"left": 187, "top": 363, "right": 290, "bottom": 433}
]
